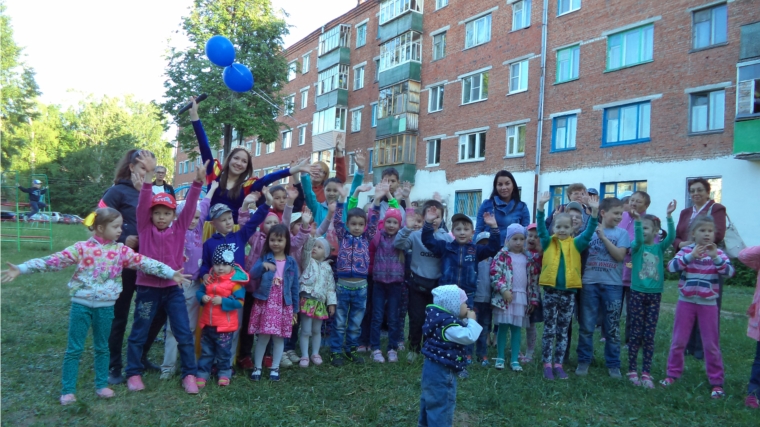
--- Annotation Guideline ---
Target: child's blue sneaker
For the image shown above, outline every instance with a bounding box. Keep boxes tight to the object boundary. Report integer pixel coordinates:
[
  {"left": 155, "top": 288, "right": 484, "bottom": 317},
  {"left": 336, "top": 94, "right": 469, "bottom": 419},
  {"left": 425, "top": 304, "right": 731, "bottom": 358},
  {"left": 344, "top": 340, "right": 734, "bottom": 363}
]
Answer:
[
  {"left": 480, "top": 357, "right": 490, "bottom": 367},
  {"left": 465, "top": 355, "right": 472, "bottom": 366}
]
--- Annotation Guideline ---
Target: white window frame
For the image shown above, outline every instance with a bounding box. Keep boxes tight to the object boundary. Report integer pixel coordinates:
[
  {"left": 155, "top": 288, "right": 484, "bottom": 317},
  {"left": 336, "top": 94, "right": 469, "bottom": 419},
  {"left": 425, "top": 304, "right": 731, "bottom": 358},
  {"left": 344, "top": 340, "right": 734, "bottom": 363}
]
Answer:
[
  {"left": 266, "top": 141, "right": 275, "bottom": 154},
  {"left": 351, "top": 110, "right": 362, "bottom": 133},
  {"left": 512, "top": 0, "right": 531, "bottom": 31},
  {"left": 458, "top": 131, "right": 487, "bottom": 162},
  {"left": 510, "top": 60, "right": 529, "bottom": 94},
  {"left": 465, "top": 14, "right": 492, "bottom": 49},
  {"left": 737, "top": 63, "right": 760, "bottom": 119},
  {"left": 301, "top": 53, "right": 310, "bottom": 74},
  {"left": 281, "top": 130, "right": 292, "bottom": 149},
  {"left": 317, "top": 64, "right": 349, "bottom": 96},
  {"left": 319, "top": 24, "right": 351, "bottom": 56},
  {"left": 312, "top": 107, "right": 347, "bottom": 135},
  {"left": 426, "top": 138, "right": 441, "bottom": 166},
  {"left": 371, "top": 103, "right": 378, "bottom": 127},
  {"left": 558, "top": 0, "right": 581, "bottom": 16},
  {"left": 284, "top": 94, "right": 295, "bottom": 115},
  {"left": 300, "top": 88, "right": 309, "bottom": 109},
  {"left": 461, "top": 72, "right": 489, "bottom": 104},
  {"left": 298, "top": 126, "right": 307, "bottom": 145},
  {"left": 348, "top": 152, "right": 357, "bottom": 175},
  {"left": 356, "top": 23, "right": 367, "bottom": 48},
  {"left": 506, "top": 124, "right": 526, "bottom": 157},
  {"left": 379, "top": 31, "right": 422, "bottom": 72},
  {"left": 353, "top": 65, "right": 365, "bottom": 90},
  {"left": 380, "top": 0, "right": 423, "bottom": 25},
  {"left": 690, "top": 90, "right": 725, "bottom": 133},
  {"left": 436, "top": 0, "right": 448, "bottom": 10},
  {"left": 255, "top": 141, "right": 262, "bottom": 156},
  {"left": 433, "top": 32, "right": 446, "bottom": 61},
  {"left": 367, "top": 148, "right": 374, "bottom": 174},
  {"left": 287, "top": 61, "right": 297, "bottom": 81},
  {"left": 429, "top": 84, "right": 444, "bottom": 112}
]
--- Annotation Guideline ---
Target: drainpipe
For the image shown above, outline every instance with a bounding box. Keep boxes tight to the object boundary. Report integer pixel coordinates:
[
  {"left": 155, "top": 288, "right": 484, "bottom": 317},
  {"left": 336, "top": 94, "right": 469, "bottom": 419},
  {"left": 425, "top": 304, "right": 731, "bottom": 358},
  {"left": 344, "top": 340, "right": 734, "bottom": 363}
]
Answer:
[{"left": 532, "top": 0, "right": 549, "bottom": 221}]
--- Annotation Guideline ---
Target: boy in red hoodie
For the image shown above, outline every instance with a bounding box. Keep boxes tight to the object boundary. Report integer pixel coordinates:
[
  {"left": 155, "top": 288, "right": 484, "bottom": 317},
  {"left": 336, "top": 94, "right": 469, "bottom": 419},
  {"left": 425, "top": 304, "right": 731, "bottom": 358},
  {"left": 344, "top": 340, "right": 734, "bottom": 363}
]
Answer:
[{"left": 195, "top": 244, "right": 248, "bottom": 388}]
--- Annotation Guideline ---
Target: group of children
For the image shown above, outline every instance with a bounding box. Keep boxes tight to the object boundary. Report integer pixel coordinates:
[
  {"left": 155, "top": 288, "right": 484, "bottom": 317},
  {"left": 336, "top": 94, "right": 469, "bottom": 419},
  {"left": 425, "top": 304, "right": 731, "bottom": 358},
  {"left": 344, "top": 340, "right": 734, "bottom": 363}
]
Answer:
[{"left": 4, "top": 157, "right": 760, "bottom": 422}]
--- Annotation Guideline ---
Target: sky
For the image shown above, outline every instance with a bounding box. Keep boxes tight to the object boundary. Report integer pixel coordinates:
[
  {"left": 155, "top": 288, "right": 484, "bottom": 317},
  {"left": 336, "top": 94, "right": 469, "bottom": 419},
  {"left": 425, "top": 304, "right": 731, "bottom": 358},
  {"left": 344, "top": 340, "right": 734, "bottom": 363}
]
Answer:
[{"left": 5, "top": 0, "right": 357, "bottom": 109}]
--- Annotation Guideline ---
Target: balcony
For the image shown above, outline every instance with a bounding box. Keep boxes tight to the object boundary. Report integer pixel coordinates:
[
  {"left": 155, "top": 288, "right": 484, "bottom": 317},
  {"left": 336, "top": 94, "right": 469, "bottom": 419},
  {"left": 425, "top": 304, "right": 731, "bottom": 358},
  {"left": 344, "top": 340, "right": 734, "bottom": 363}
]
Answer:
[
  {"left": 318, "top": 24, "right": 350, "bottom": 57},
  {"left": 372, "top": 134, "right": 417, "bottom": 184},
  {"left": 312, "top": 130, "right": 346, "bottom": 153},
  {"left": 376, "top": 113, "right": 419, "bottom": 138},
  {"left": 316, "top": 89, "right": 348, "bottom": 111},
  {"left": 378, "top": 9, "right": 423, "bottom": 43},
  {"left": 734, "top": 118, "right": 760, "bottom": 160}
]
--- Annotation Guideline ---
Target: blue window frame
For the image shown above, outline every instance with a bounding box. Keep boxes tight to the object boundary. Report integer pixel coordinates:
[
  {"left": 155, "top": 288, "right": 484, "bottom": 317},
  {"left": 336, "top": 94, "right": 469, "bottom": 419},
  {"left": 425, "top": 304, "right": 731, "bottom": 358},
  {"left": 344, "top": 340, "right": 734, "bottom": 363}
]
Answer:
[
  {"left": 549, "top": 185, "right": 569, "bottom": 213},
  {"left": 603, "top": 102, "right": 651, "bottom": 146},
  {"left": 551, "top": 114, "right": 577, "bottom": 151},
  {"left": 371, "top": 104, "right": 377, "bottom": 127},
  {"left": 601, "top": 181, "right": 647, "bottom": 199},
  {"left": 454, "top": 190, "right": 482, "bottom": 221}
]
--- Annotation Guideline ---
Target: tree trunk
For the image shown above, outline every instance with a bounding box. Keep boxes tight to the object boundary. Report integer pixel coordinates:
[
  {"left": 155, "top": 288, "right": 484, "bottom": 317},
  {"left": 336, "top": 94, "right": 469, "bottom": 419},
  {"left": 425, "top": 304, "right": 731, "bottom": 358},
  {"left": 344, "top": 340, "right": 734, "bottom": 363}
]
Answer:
[{"left": 223, "top": 123, "right": 232, "bottom": 162}]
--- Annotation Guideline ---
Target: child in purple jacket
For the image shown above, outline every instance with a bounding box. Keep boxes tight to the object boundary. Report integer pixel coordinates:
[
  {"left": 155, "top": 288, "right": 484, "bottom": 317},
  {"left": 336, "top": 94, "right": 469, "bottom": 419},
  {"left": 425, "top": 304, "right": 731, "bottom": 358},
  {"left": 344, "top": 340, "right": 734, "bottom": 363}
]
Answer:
[{"left": 160, "top": 180, "right": 219, "bottom": 379}]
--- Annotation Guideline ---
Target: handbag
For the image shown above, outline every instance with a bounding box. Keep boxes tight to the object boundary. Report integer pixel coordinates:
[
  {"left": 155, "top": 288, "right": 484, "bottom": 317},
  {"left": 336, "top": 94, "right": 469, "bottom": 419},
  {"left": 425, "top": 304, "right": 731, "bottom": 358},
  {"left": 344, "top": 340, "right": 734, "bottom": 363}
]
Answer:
[{"left": 707, "top": 204, "right": 746, "bottom": 258}]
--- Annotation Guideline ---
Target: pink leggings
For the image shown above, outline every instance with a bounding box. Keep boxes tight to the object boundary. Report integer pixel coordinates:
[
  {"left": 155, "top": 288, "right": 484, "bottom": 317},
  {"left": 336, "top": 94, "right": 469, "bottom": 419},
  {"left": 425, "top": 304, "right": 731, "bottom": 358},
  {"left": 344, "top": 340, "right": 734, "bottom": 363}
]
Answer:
[{"left": 666, "top": 300, "right": 724, "bottom": 386}]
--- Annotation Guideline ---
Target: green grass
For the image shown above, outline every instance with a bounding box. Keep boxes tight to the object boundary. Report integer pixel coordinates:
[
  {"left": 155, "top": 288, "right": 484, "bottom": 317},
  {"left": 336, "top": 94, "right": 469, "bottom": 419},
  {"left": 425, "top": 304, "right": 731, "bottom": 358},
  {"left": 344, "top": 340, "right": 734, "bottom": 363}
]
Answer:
[
  {"left": 1, "top": 226, "right": 758, "bottom": 426},
  {"left": 661, "top": 281, "right": 755, "bottom": 316}
]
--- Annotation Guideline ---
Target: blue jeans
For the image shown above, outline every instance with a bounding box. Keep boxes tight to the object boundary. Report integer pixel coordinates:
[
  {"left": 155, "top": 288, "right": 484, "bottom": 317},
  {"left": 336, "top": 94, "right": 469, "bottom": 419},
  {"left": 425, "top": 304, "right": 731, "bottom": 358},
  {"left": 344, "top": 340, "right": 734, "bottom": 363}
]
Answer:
[
  {"left": 749, "top": 340, "right": 760, "bottom": 398},
  {"left": 370, "top": 281, "right": 402, "bottom": 351},
  {"left": 577, "top": 283, "right": 624, "bottom": 368},
  {"left": 418, "top": 358, "right": 457, "bottom": 427},
  {"left": 474, "top": 302, "right": 492, "bottom": 359},
  {"left": 197, "top": 326, "right": 233, "bottom": 380},
  {"left": 330, "top": 284, "right": 368, "bottom": 354},
  {"left": 26, "top": 201, "right": 46, "bottom": 218},
  {"left": 125, "top": 286, "right": 197, "bottom": 378}
]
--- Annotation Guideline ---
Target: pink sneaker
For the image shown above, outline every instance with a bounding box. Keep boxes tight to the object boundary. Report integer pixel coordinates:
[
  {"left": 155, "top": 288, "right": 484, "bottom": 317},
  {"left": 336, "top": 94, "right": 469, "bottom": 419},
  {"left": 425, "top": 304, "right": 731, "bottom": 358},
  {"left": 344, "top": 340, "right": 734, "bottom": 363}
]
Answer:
[
  {"left": 60, "top": 394, "right": 76, "bottom": 405},
  {"left": 299, "top": 357, "right": 310, "bottom": 368},
  {"left": 310, "top": 354, "right": 323, "bottom": 366},
  {"left": 96, "top": 388, "right": 115, "bottom": 399},
  {"left": 371, "top": 349, "right": 385, "bottom": 363},
  {"left": 196, "top": 378, "right": 206, "bottom": 388},
  {"left": 126, "top": 375, "right": 144, "bottom": 392},
  {"left": 387, "top": 350, "right": 399, "bottom": 363},
  {"left": 182, "top": 375, "right": 199, "bottom": 394},
  {"left": 746, "top": 395, "right": 759, "bottom": 409}
]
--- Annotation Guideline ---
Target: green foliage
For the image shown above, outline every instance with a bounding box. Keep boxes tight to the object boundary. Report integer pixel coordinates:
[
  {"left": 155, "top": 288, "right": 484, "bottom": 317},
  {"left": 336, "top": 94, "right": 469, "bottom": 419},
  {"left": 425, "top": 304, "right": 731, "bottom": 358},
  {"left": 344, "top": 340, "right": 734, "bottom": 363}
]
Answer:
[{"left": 162, "top": 0, "right": 290, "bottom": 157}]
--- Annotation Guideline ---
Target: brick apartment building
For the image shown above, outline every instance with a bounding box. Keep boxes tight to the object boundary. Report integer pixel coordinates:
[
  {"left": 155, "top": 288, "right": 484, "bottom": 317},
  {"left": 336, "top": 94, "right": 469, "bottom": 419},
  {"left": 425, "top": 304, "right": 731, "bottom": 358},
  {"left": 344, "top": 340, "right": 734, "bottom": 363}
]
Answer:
[{"left": 174, "top": 0, "right": 760, "bottom": 244}]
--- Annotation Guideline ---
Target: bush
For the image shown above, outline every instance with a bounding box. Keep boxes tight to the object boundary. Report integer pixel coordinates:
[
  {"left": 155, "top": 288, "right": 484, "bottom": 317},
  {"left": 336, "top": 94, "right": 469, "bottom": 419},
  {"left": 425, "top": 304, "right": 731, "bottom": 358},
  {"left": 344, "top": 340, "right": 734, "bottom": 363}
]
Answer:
[{"left": 663, "top": 247, "right": 758, "bottom": 287}]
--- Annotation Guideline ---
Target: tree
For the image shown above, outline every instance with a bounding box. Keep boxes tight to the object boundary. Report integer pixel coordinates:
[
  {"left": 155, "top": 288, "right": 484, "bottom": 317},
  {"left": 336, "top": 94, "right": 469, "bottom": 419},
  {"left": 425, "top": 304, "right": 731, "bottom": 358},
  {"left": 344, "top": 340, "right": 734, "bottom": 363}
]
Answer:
[
  {"left": 162, "top": 0, "right": 290, "bottom": 160},
  {"left": 0, "top": 1, "right": 41, "bottom": 166}
]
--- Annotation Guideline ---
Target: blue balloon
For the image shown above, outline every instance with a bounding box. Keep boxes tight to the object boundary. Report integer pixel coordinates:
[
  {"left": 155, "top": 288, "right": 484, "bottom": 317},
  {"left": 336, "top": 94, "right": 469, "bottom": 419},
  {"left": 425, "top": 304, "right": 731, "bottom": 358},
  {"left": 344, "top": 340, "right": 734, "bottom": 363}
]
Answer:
[
  {"left": 223, "top": 63, "right": 254, "bottom": 93},
  {"left": 205, "top": 35, "right": 235, "bottom": 67}
]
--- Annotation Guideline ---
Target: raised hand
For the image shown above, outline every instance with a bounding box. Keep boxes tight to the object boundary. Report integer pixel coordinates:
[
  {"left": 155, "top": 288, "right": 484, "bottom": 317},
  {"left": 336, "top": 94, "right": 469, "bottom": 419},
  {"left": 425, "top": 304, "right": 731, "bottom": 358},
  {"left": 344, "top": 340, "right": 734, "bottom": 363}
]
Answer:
[
  {"left": 587, "top": 195, "right": 599, "bottom": 211},
  {"left": 337, "top": 184, "right": 349, "bottom": 201},
  {"left": 262, "top": 186, "right": 273, "bottom": 205},
  {"left": 581, "top": 194, "right": 591, "bottom": 206},
  {"left": 286, "top": 186, "right": 299, "bottom": 202},
  {"left": 290, "top": 157, "right": 310, "bottom": 174},
  {"left": 483, "top": 212, "right": 497, "bottom": 228},
  {"left": 208, "top": 180, "right": 219, "bottom": 194},
  {"left": 243, "top": 191, "right": 260, "bottom": 208},
  {"left": 1, "top": 263, "right": 21, "bottom": 283},
  {"left": 538, "top": 191, "right": 551, "bottom": 208},
  {"left": 705, "top": 243, "right": 719, "bottom": 259},
  {"left": 135, "top": 150, "right": 157, "bottom": 175},
  {"left": 401, "top": 181, "right": 412, "bottom": 200},
  {"left": 131, "top": 170, "right": 145, "bottom": 191},
  {"left": 355, "top": 149, "right": 367, "bottom": 172},
  {"left": 374, "top": 180, "right": 390, "bottom": 200},
  {"left": 666, "top": 199, "right": 677, "bottom": 217},
  {"left": 425, "top": 206, "right": 439, "bottom": 223},
  {"left": 189, "top": 96, "right": 200, "bottom": 121},
  {"left": 355, "top": 183, "right": 373, "bottom": 195},
  {"left": 301, "top": 207, "right": 312, "bottom": 225},
  {"left": 195, "top": 160, "right": 210, "bottom": 183}
]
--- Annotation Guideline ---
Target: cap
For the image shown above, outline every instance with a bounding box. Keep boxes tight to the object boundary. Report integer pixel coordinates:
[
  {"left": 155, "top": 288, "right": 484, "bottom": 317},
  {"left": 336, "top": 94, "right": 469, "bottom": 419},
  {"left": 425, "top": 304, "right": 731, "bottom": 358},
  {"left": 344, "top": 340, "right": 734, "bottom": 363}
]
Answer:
[
  {"left": 290, "top": 212, "right": 303, "bottom": 225},
  {"left": 212, "top": 244, "right": 236, "bottom": 266},
  {"left": 587, "top": 188, "right": 599, "bottom": 196},
  {"left": 451, "top": 213, "right": 473, "bottom": 226},
  {"left": 383, "top": 208, "right": 403, "bottom": 225},
  {"left": 151, "top": 193, "right": 177, "bottom": 210},
  {"left": 506, "top": 224, "right": 526, "bottom": 242},
  {"left": 32, "top": 179, "right": 41, "bottom": 185},
  {"left": 475, "top": 231, "right": 490, "bottom": 243},
  {"left": 209, "top": 203, "right": 232, "bottom": 220},
  {"left": 527, "top": 223, "right": 537, "bottom": 231},
  {"left": 565, "top": 201, "right": 584, "bottom": 213}
]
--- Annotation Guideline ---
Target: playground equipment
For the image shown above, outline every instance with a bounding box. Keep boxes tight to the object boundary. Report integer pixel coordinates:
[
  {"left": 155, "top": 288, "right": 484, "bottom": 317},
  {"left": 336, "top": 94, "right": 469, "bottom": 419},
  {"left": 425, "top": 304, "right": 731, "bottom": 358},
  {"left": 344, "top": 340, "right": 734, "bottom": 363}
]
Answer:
[{"left": 1, "top": 171, "right": 53, "bottom": 250}]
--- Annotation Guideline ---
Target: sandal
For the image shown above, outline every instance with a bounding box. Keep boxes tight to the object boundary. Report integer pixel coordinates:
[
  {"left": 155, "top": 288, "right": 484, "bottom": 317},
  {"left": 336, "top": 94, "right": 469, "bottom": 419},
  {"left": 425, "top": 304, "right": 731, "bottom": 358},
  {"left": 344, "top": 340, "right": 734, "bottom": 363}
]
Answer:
[
  {"left": 626, "top": 371, "right": 641, "bottom": 386},
  {"left": 299, "top": 357, "right": 309, "bottom": 368},
  {"left": 640, "top": 373, "right": 655, "bottom": 389},
  {"left": 217, "top": 377, "right": 230, "bottom": 387},
  {"left": 660, "top": 377, "right": 676, "bottom": 388},
  {"left": 196, "top": 378, "right": 206, "bottom": 388},
  {"left": 494, "top": 358, "right": 505, "bottom": 370},
  {"left": 518, "top": 353, "right": 533, "bottom": 363},
  {"left": 711, "top": 386, "right": 725, "bottom": 399},
  {"left": 510, "top": 362, "right": 523, "bottom": 372}
]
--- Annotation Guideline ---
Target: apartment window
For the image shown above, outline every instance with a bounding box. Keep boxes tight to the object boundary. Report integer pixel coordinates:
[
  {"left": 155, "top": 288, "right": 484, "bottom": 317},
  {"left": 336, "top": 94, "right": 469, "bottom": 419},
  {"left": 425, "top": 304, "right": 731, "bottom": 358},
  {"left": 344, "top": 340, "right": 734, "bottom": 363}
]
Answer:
[
  {"left": 433, "top": 32, "right": 446, "bottom": 60},
  {"left": 318, "top": 24, "right": 351, "bottom": 56},
  {"left": 367, "top": 148, "right": 374, "bottom": 174},
  {"left": 513, "top": 0, "right": 531, "bottom": 31},
  {"left": 607, "top": 25, "right": 654, "bottom": 71},
  {"left": 380, "top": 0, "right": 423, "bottom": 25},
  {"left": 356, "top": 23, "right": 367, "bottom": 48},
  {"left": 506, "top": 124, "right": 526, "bottom": 157},
  {"left": 510, "top": 60, "right": 529, "bottom": 93},
  {"left": 284, "top": 94, "right": 295, "bottom": 115},
  {"left": 454, "top": 190, "right": 482, "bottom": 221},
  {"left": 429, "top": 84, "right": 444, "bottom": 112},
  {"left": 302, "top": 53, "right": 310, "bottom": 73},
  {"left": 693, "top": 4, "right": 727, "bottom": 50},
  {"left": 379, "top": 31, "right": 422, "bottom": 72},
  {"left": 375, "top": 134, "right": 417, "bottom": 166},
  {"left": 737, "top": 63, "right": 760, "bottom": 118},
  {"left": 317, "top": 64, "right": 349, "bottom": 96},
  {"left": 601, "top": 181, "right": 648, "bottom": 200},
  {"left": 378, "top": 81, "right": 421, "bottom": 119},
  {"left": 351, "top": 110, "right": 362, "bottom": 132},
  {"left": 374, "top": 59, "right": 380, "bottom": 81},
  {"left": 255, "top": 141, "right": 261, "bottom": 156},
  {"left": 462, "top": 72, "right": 489, "bottom": 104},
  {"left": 552, "top": 115, "right": 577, "bottom": 151},
  {"left": 278, "top": 165, "right": 289, "bottom": 184},
  {"left": 436, "top": 0, "right": 448, "bottom": 9},
  {"left": 556, "top": 45, "right": 580, "bottom": 83},
  {"left": 312, "top": 107, "right": 347, "bottom": 135},
  {"left": 189, "top": 161, "right": 194, "bottom": 172},
  {"left": 690, "top": 90, "right": 725, "bottom": 133},
  {"left": 253, "top": 169, "right": 261, "bottom": 178},
  {"left": 287, "top": 62, "right": 297, "bottom": 81},
  {"left": 458, "top": 131, "right": 486, "bottom": 162},
  {"left": 246, "top": 141, "right": 252, "bottom": 151},
  {"left": 298, "top": 126, "right": 306, "bottom": 145},
  {"left": 465, "top": 14, "right": 492, "bottom": 49},
  {"left": 685, "top": 176, "right": 722, "bottom": 207},
  {"left": 281, "top": 130, "right": 292, "bottom": 149},
  {"left": 604, "top": 102, "right": 651, "bottom": 145},
  {"left": 311, "top": 150, "right": 335, "bottom": 172},
  {"left": 371, "top": 104, "right": 378, "bottom": 127},
  {"left": 266, "top": 142, "right": 275, "bottom": 154},
  {"left": 426, "top": 138, "right": 441, "bottom": 166},
  {"left": 558, "top": 0, "right": 580, "bottom": 16},
  {"left": 549, "top": 185, "right": 569, "bottom": 212},
  {"left": 354, "top": 66, "right": 365, "bottom": 90},
  {"left": 300, "top": 89, "right": 308, "bottom": 109},
  {"left": 348, "top": 153, "right": 357, "bottom": 175}
]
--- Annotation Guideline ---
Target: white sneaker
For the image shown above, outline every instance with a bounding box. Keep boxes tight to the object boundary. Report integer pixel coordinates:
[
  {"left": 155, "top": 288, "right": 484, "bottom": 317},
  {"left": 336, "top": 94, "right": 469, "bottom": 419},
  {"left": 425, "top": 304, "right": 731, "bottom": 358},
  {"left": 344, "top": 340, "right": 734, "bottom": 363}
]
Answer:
[
  {"left": 371, "top": 349, "right": 385, "bottom": 363},
  {"left": 286, "top": 350, "right": 300, "bottom": 363}
]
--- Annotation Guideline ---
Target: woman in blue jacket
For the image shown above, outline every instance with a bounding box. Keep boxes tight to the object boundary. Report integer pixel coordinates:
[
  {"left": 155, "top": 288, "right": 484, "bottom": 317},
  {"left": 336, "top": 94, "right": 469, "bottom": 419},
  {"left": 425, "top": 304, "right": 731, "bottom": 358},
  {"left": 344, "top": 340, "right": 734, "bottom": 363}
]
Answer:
[{"left": 474, "top": 170, "right": 531, "bottom": 238}]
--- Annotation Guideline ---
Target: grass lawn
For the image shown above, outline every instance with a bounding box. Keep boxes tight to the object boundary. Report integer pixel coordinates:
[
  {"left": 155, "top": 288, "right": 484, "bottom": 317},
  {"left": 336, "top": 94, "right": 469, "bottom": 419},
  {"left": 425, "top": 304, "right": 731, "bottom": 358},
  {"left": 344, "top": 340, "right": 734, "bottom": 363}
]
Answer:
[{"left": 1, "top": 225, "right": 758, "bottom": 426}]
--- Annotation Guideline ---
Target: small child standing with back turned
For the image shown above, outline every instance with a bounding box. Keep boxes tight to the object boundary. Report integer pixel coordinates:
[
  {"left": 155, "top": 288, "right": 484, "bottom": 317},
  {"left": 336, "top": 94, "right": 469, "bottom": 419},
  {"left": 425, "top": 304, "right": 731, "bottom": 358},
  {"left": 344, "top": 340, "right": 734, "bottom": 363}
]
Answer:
[
  {"left": 418, "top": 285, "right": 482, "bottom": 427},
  {"left": 536, "top": 191, "right": 598, "bottom": 380},
  {"left": 195, "top": 244, "right": 249, "bottom": 388},
  {"left": 1, "top": 208, "right": 189, "bottom": 405},
  {"left": 626, "top": 200, "right": 677, "bottom": 388}
]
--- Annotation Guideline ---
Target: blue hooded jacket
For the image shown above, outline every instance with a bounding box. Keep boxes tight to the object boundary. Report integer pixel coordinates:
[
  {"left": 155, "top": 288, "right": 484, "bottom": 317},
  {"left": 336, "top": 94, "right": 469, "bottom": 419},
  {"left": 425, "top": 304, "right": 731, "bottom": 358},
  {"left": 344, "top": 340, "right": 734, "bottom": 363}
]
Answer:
[{"left": 199, "top": 203, "right": 269, "bottom": 279}]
